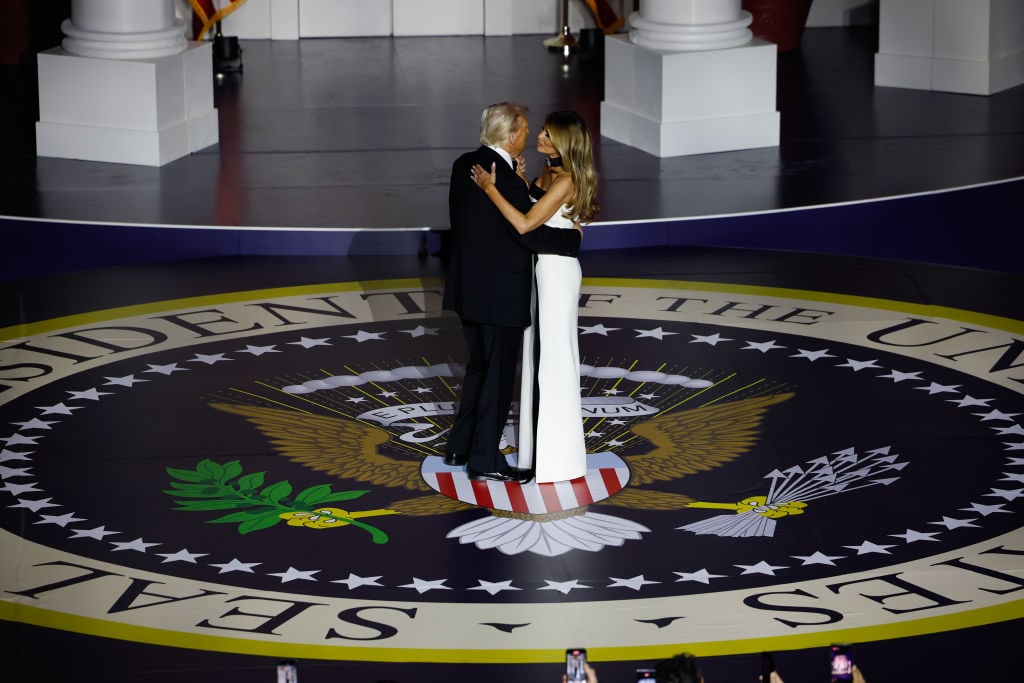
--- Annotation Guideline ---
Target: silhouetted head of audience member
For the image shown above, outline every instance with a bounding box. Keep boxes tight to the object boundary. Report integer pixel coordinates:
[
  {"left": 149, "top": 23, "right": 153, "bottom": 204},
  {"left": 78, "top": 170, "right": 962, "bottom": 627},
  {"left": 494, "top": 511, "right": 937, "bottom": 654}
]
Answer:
[{"left": 654, "top": 653, "right": 704, "bottom": 683}]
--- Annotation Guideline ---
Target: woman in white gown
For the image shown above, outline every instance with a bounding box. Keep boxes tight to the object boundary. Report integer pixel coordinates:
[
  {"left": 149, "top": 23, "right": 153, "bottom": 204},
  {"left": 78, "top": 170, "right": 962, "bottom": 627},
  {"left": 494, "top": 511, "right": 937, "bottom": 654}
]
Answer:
[{"left": 470, "top": 110, "right": 599, "bottom": 483}]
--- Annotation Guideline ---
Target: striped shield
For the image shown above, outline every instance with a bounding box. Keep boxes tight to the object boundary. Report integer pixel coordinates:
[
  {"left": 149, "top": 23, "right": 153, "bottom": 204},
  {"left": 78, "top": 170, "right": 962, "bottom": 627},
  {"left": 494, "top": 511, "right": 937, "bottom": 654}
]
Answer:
[{"left": 421, "top": 452, "right": 630, "bottom": 514}]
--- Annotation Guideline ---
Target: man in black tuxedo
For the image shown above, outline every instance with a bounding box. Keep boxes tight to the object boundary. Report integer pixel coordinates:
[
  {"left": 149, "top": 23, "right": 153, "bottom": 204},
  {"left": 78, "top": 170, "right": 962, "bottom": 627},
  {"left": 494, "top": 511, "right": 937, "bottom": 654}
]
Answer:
[{"left": 442, "top": 102, "right": 581, "bottom": 483}]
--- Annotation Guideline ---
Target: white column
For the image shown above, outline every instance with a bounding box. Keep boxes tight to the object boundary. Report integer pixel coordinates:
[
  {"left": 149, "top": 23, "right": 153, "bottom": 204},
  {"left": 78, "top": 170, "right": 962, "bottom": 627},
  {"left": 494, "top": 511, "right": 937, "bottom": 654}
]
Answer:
[
  {"left": 601, "top": 0, "right": 780, "bottom": 157},
  {"left": 875, "top": 0, "right": 1024, "bottom": 95},
  {"left": 36, "top": 0, "right": 218, "bottom": 166},
  {"left": 61, "top": 0, "right": 187, "bottom": 59},
  {"left": 629, "top": 0, "right": 753, "bottom": 51}
]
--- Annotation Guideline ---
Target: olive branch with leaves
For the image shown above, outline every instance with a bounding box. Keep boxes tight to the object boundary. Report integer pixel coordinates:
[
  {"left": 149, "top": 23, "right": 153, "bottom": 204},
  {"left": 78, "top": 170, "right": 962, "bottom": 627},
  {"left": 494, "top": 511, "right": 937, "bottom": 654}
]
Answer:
[{"left": 164, "top": 458, "right": 391, "bottom": 543}]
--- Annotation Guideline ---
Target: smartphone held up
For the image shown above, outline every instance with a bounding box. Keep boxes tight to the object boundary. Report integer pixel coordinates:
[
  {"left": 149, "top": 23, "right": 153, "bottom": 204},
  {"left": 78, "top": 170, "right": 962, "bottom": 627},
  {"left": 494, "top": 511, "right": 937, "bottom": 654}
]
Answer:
[
  {"left": 830, "top": 644, "right": 854, "bottom": 682},
  {"left": 566, "top": 648, "right": 588, "bottom": 683}
]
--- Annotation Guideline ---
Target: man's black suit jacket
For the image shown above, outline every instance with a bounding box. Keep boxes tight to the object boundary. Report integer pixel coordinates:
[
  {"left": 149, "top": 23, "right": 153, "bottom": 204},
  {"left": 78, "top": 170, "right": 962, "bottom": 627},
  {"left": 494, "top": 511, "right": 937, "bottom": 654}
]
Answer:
[{"left": 442, "top": 145, "right": 582, "bottom": 327}]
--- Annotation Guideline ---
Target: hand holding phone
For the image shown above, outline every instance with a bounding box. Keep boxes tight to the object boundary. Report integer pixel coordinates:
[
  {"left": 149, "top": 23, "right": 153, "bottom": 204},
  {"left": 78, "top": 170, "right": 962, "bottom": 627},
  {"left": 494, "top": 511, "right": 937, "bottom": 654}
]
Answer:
[
  {"left": 760, "top": 652, "right": 774, "bottom": 681},
  {"left": 566, "top": 648, "right": 587, "bottom": 683},
  {"left": 830, "top": 644, "right": 853, "bottom": 682}
]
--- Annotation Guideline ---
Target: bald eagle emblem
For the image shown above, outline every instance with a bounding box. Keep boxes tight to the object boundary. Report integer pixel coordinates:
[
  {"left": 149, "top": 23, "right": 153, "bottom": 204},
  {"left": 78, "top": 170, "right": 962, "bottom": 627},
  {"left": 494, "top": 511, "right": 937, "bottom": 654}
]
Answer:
[{"left": 208, "top": 388, "right": 824, "bottom": 556}]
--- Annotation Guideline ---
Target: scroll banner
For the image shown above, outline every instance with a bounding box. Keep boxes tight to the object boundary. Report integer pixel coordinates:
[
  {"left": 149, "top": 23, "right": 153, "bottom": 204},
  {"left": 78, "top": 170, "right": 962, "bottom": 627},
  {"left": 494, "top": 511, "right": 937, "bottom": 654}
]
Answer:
[{"left": 189, "top": 0, "right": 248, "bottom": 40}]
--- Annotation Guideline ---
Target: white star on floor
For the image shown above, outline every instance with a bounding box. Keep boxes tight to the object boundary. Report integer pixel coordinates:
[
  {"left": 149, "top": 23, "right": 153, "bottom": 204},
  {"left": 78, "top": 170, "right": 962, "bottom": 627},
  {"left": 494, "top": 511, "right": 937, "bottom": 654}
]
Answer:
[
  {"left": 986, "top": 487, "right": 1024, "bottom": 501},
  {"left": 236, "top": 344, "right": 279, "bottom": 356},
  {"left": 400, "top": 577, "right": 451, "bottom": 593},
  {"left": 539, "top": 579, "right": 589, "bottom": 594},
  {"left": 103, "top": 375, "right": 149, "bottom": 387},
  {"left": 638, "top": 393, "right": 659, "bottom": 400},
  {"left": 332, "top": 573, "right": 384, "bottom": 589},
  {"left": 836, "top": 358, "right": 881, "bottom": 371},
  {"left": 601, "top": 388, "right": 622, "bottom": 396},
  {"left": 110, "top": 538, "right": 161, "bottom": 552},
  {"left": 35, "top": 402, "right": 84, "bottom": 415},
  {"left": 993, "top": 425, "right": 1024, "bottom": 436},
  {"left": 842, "top": 540, "right": 895, "bottom": 555},
  {"left": 735, "top": 561, "right": 788, "bottom": 576},
  {"left": 960, "top": 502, "right": 1009, "bottom": 516},
  {"left": 401, "top": 325, "right": 440, "bottom": 338},
  {"left": 0, "top": 449, "right": 32, "bottom": 462},
  {"left": 343, "top": 330, "right": 386, "bottom": 342},
  {"left": 790, "top": 349, "right": 836, "bottom": 361},
  {"left": 791, "top": 551, "right": 844, "bottom": 566},
  {"left": 605, "top": 439, "right": 626, "bottom": 448},
  {"left": 11, "top": 418, "right": 56, "bottom": 430},
  {"left": 34, "top": 512, "right": 85, "bottom": 527},
  {"left": 579, "top": 323, "right": 619, "bottom": 335},
  {"left": 289, "top": 336, "right": 332, "bottom": 348},
  {"left": 607, "top": 419, "right": 627, "bottom": 425},
  {"left": 210, "top": 559, "right": 262, "bottom": 574},
  {"left": 949, "top": 395, "right": 992, "bottom": 408},
  {"left": 377, "top": 391, "right": 398, "bottom": 398},
  {"left": 929, "top": 516, "right": 979, "bottom": 530},
  {"left": 878, "top": 370, "right": 922, "bottom": 383},
  {"left": 66, "top": 388, "right": 112, "bottom": 401},
  {"left": 1, "top": 434, "right": 38, "bottom": 446},
  {"left": 69, "top": 525, "right": 119, "bottom": 540},
  {"left": 346, "top": 396, "right": 367, "bottom": 403},
  {"left": 0, "top": 463, "right": 32, "bottom": 483},
  {"left": 145, "top": 363, "right": 186, "bottom": 375},
  {"left": 890, "top": 529, "right": 941, "bottom": 542},
  {"left": 0, "top": 481, "right": 42, "bottom": 496},
  {"left": 742, "top": 340, "right": 785, "bottom": 353},
  {"left": 973, "top": 409, "right": 1021, "bottom": 422},
  {"left": 157, "top": 548, "right": 209, "bottom": 564},
  {"left": 635, "top": 327, "right": 677, "bottom": 340},
  {"left": 915, "top": 382, "right": 960, "bottom": 395},
  {"left": 10, "top": 498, "right": 59, "bottom": 512},
  {"left": 608, "top": 575, "right": 660, "bottom": 590},
  {"left": 690, "top": 333, "right": 732, "bottom": 346},
  {"left": 268, "top": 567, "right": 320, "bottom": 583},
  {"left": 469, "top": 580, "right": 521, "bottom": 595},
  {"left": 673, "top": 569, "right": 726, "bottom": 584},
  {"left": 1000, "top": 472, "right": 1024, "bottom": 484},
  {"left": 190, "top": 353, "right": 232, "bottom": 365}
]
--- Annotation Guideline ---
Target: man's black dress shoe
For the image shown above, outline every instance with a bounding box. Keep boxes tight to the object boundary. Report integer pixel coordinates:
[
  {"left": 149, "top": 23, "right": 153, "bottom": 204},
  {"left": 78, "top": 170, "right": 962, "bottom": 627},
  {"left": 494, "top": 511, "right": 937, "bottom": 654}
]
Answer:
[
  {"left": 443, "top": 453, "right": 467, "bottom": 467},
  {"left": 505, "top": 466, "right": 534, "bottom": 483},
  {"left": 467, "top": 469, "right": 519, "bottom": 483}
]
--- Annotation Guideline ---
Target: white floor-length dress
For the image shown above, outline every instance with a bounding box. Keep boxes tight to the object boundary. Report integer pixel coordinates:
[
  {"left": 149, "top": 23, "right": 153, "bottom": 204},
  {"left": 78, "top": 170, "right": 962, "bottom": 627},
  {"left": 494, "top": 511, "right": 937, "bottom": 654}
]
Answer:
[{"left": 516, "top": 204, "right": 587, "bottom": 482}]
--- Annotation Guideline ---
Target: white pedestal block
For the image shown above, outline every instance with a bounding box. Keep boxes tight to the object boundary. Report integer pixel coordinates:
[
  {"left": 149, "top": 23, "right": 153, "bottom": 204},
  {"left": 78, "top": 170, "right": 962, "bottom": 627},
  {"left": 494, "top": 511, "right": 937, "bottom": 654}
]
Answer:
[
  {"left": 600, "top": 35, "right": 779, "bottom": 157},
  {"left": 298, "top": 0, "right": 391, "bottom": 37},
  {"left": 393, "top": 0, "right": 482, "bottom": 36},
  {"left": 875, "top": 0, "right": 1024, "bottom": 95},
  {"left": 36, "top": 42, "right": 218, "bottom": 167}
]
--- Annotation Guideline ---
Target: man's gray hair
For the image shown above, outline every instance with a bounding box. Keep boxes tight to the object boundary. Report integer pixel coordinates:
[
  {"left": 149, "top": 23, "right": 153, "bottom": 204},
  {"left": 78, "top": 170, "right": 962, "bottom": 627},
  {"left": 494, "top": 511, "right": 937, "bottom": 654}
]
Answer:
[{"left": 480, "top": 101, "right": 528, "bottom": 147}]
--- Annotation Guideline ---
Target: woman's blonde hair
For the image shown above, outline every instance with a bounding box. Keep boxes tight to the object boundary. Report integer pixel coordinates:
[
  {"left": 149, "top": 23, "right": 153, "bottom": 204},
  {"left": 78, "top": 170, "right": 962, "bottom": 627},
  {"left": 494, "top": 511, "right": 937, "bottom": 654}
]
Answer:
[
  {"left": 480, "top": 102, "right": 528, "bottom": 147},
  {"left": 544, "top": 110, "right": 599, "bottom": 224}
]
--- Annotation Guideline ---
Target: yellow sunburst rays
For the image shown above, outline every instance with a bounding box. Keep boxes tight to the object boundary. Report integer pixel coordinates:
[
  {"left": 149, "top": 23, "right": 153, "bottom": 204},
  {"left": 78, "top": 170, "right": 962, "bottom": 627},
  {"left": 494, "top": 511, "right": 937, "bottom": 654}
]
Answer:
[
  {"left": 434, "top": 355, "right": 463, "bottom": 399},
  {"left": 362, "top": 357, "right": 455, "bottom": 458},
  {"left": 582, "top": 357, "right": 635, "bottom": 451},
  {"left": 339, "top": 363, "right": 443, "bottom": 460}
]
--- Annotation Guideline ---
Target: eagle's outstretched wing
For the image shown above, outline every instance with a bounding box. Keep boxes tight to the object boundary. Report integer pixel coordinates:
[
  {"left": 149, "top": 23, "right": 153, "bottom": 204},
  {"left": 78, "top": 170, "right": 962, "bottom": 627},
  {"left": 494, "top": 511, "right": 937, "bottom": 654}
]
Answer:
[
  {"left": 625, "top": 392, "right": 794, "bottom": 485},
  {"left": 211, "top": 403, "right": 430, "bottom": 491}
]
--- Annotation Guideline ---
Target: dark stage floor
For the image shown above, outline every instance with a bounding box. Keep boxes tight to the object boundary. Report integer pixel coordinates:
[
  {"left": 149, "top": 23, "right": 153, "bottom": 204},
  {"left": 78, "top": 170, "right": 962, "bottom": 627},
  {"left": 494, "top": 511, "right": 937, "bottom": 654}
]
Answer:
[{"left": 1, "top": 23, "right": 1024, "bottom": 683}]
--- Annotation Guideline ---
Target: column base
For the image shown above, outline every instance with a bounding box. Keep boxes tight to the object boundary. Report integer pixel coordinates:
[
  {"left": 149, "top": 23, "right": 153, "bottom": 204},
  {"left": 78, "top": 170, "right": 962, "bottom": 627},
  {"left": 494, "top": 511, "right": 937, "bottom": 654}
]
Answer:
[
  {"left": 35, "top": 42, "right": 218, "bottom": 167},
  {"left": 875, "top": 50, "right": 1024, "bottom": 96},
  {"left": 600, "top": 103, "right": 779, "bottom": 157},
  {"left": 600, "top": 35, "right": 779, "bottom": 157}
]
